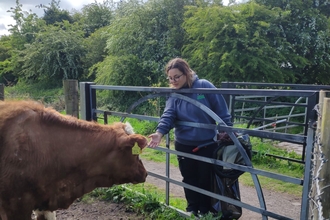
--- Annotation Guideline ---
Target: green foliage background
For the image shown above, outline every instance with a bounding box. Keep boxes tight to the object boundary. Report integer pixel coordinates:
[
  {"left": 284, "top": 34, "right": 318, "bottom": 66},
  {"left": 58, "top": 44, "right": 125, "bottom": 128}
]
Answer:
[{"left": 1, "top": 0, "right": 330, "bottom": 111}]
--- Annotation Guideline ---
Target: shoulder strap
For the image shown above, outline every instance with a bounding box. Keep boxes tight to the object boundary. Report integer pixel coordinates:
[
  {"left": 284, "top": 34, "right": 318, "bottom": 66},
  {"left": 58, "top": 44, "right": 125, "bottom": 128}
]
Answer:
[{"left": 175, "top": 120, "right": 217, "bottom": 130}]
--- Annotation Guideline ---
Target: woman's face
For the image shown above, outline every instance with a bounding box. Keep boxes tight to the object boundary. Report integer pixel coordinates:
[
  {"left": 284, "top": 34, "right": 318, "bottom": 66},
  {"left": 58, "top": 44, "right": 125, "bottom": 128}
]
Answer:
[{"left": 167, "top": 68, "right": 186, "bottom": 89}]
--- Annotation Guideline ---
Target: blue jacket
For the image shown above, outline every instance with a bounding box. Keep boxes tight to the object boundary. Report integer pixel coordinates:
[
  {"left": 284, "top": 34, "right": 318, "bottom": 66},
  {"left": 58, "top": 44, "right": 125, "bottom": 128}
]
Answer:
[{"left": 156, "top": 76, "right": 233, "bottom": 146}]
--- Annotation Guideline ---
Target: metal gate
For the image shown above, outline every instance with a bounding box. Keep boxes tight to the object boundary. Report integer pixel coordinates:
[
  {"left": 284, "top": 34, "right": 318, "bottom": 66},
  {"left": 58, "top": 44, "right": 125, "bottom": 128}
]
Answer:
[{"left": 79, "top": 82, "right": 320, "bottom": 220}]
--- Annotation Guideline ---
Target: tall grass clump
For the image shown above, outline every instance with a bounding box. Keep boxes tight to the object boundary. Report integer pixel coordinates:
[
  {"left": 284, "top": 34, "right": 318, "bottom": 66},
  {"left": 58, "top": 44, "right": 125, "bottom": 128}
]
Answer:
[
  {"left": 82, "top": 185, "right": 203, "bottom": 220},
  {"left": 4, "top": 81, "right": 65, "bottom": 110},
  {"left": 251, "top": 136, "right": 304, "bottom": 177}
]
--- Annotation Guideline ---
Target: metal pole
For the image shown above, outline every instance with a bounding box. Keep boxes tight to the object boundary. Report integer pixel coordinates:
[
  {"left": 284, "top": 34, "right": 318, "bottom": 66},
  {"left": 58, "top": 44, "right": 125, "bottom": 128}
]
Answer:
[{"left": 79, "top": 82, "right": 95, "bottom": 121}]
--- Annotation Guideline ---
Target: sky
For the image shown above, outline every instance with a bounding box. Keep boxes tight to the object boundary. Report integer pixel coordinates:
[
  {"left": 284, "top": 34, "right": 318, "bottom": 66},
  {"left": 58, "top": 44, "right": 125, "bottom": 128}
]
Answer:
[{"left": 0, "top": 0, "right": 100, "bottom": 36}]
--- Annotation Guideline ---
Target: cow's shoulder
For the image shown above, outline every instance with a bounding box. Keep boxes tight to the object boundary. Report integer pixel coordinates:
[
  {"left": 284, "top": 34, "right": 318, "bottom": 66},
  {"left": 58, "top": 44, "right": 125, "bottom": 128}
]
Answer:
[{"left": 0, "top": 100, "right": 45, "bottom": 126}]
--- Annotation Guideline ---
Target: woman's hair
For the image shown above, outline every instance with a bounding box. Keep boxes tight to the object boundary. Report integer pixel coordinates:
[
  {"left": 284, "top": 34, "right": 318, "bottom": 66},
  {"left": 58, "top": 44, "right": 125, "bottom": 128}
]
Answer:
[{"left": 165, "top": 58, "right": 195, "bottom": 88}]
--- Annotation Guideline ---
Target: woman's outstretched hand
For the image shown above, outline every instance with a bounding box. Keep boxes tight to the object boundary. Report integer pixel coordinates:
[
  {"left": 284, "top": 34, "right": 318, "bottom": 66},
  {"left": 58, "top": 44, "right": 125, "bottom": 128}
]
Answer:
[{"left": 147, "top": 132, "right": 163, "bottom": 148}]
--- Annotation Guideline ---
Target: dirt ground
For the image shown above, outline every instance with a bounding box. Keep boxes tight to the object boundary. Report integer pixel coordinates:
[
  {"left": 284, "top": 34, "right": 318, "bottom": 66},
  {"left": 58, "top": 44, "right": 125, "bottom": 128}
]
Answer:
[
  {"left": 55, "top": 157, "right": 302, "bottom": 220},
  {"left": 56, "top": 200, "right": 144, "bottom": 220}
]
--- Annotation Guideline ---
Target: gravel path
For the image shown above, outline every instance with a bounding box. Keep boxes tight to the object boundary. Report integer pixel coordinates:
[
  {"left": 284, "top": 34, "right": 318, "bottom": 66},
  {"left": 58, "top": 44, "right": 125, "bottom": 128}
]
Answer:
[
  {"left": 142, "top": 159, "right": 302, "bottom": 220},
  {"left": 54, "top": 158, "right": 302, "bottom": 219}
]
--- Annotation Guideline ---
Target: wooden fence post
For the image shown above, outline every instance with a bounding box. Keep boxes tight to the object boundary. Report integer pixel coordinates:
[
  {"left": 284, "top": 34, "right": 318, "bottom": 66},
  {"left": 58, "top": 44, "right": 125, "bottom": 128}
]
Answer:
[
  {"left": 311, "top": 90, "right": 330, "bottom": 219},
  {"left": 319, "top": 95, "right": 330, "bottom": 219},
  {"left": 63, "top": 80, "right": 79, "bottom": 118},
  {"left": 0, "top": 83, "right": 4, "bottom": 100}
]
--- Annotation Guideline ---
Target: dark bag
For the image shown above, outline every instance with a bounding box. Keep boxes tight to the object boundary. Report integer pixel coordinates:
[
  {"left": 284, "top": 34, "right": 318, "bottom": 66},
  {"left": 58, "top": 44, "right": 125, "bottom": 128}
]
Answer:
[
  {"left": 211, "top": 175, "right": 242, "bottom": 220},
  {"left": 211, "top": 134, "right": 252, "bottom": 219}
]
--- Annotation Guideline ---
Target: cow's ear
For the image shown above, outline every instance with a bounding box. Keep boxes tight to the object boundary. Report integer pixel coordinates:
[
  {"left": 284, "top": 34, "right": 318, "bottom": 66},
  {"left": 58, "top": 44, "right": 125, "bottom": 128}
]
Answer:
[{"left": 130, "top": 134, "right": 148, "bottom": 149}]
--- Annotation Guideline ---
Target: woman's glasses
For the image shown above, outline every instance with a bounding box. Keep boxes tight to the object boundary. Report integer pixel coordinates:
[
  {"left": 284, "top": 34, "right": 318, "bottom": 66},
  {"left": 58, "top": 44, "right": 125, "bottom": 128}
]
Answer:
[{"left": 167, "top": 74, "right": 184, "bottom": 82}]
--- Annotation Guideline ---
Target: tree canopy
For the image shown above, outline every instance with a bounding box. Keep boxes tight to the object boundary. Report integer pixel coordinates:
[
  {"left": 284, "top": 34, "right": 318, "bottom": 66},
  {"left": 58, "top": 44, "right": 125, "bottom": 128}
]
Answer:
[
  {"left": 18, "top": 21, "right": 86, "bottom": 84},
  {"left": 0, "top": 0, "right": 329, "bottom": 106}
]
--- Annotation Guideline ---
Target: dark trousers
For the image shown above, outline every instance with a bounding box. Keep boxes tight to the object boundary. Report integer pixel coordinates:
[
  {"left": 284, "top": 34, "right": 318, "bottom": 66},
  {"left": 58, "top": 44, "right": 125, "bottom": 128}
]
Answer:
[{"left": 175, "top": 141, "right": 217, "bottom": 214}]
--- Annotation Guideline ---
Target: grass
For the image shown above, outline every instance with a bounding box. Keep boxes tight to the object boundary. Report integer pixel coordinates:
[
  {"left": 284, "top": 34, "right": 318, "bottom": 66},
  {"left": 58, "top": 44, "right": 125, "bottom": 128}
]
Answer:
[{"left": 82, "top": 183, "right": 222, "bottom": 220}]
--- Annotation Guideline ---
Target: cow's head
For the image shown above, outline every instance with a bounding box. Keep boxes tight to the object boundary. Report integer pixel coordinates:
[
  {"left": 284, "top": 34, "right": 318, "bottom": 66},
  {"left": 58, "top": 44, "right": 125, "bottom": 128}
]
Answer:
[{"left": 104, "top": 122, "right": 148, "bottom": 185}]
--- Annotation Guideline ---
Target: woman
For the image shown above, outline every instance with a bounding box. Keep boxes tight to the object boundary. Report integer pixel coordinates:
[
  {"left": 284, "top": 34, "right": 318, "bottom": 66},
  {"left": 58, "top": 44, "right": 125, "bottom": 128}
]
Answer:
[{"left": 148, "top": 58, "right": 232, "bottom": 216}]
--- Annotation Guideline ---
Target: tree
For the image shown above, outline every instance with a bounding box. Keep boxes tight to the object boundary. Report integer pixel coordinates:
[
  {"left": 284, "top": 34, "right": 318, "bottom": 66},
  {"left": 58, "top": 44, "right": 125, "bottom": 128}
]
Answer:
[
  {"left": 5, "top": 0, "right": 46, "bottom": 86},
  {"left": 73, "top": 0, "right": 116, "bottom": 36},
  {"left": 286, "top": 7, "right": 330, "bottom": 84},
  {"left": 39, "top": 0, "right": 73, "bottom": 25},
  {"left": 96, "top": 0, "right": 196, "bottom": 83},
  {"left": 255, "top": 0, "right": 330, "bottom": 84},
  {"left": 182, "top": 2, "right": 302, "bottom": 86},
  {"left": 0, "top": 35, "right": 16, "bottom": 85},
  {"left": 7, "top": 0, "right": 43, "bottom": 46},
  {"left": 93, "top": 0, "right": 196, "bottom": 111},
  {"left": 83, "top": 26, "right": 109, "bottom": 80},
  {"left": 18, "top": 21, "right": 86, "bottom": 85}
]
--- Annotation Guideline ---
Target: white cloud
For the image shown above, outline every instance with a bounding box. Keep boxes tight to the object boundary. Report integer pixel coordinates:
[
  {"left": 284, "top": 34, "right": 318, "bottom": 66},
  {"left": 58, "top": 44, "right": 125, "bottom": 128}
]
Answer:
[{"left": 0, "top": 23, "right": 7, "bottom": 36}]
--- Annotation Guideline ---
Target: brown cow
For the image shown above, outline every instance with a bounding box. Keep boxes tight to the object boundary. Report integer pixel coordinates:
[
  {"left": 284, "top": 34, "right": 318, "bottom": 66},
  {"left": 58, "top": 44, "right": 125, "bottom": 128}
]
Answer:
[{"left": 0, "top": 100, "right": 148, "bottom": 220}]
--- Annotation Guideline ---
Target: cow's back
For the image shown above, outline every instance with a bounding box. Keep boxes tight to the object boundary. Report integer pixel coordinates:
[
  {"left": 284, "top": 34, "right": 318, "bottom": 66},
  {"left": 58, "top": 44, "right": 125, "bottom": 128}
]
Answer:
[{"left": 0, "top": 100, "right": 44, "bottom": 139}]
